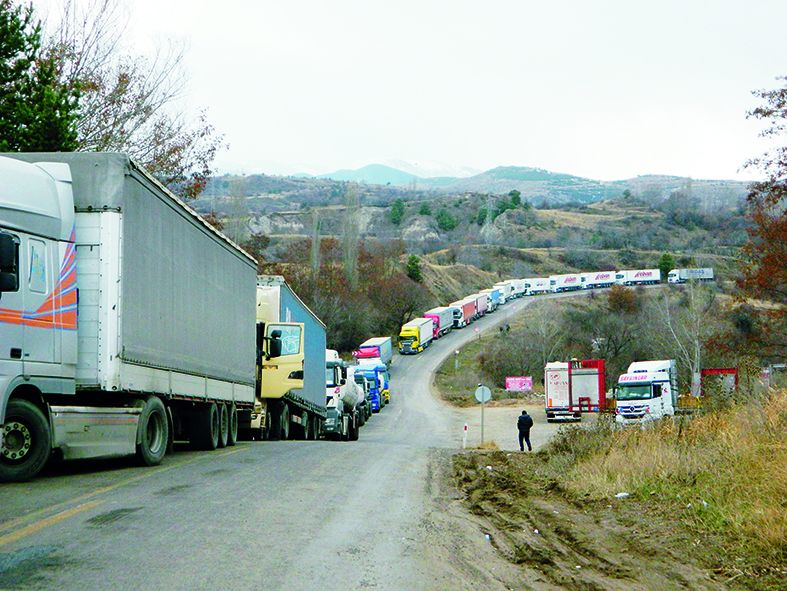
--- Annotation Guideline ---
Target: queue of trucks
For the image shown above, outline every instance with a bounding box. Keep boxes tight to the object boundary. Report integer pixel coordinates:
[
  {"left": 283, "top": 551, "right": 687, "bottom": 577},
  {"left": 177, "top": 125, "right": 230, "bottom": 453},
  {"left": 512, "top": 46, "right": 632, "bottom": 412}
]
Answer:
[
  {"left": 0, "top": 153, "right": 398, "bottom": 482},
  {"left": 0, "top": 153, "right": 720, "bottom": 481}
]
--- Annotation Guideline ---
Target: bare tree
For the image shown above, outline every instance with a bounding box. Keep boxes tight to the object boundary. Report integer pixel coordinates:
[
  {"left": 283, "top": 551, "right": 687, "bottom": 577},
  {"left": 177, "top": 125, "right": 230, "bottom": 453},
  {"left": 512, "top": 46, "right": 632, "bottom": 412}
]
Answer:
[
  {"left": 342, "top": 185, "right": 360, "bottom": 289},
  {"left": 656, "top": 282, "right": 717, "bottom": 395},
  {"left": 44, "top": 0, "right": 224, "bottom": 197},
  {"left": 223, "top": 178, "right": 249, "bottom": 245},
  {"left": 310, "top": 212, "right": 321, "bottom": 276}
]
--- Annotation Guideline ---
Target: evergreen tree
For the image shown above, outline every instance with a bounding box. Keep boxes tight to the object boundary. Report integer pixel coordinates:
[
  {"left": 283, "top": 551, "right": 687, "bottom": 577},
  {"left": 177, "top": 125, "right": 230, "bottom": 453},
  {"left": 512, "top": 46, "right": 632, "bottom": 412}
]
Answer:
[
  {"left": 0, "top": 0, "right": 79, "bottom": 151},
  {"left": 390, "top": 198, "right": 405, "bottom": 225},
  {"left": 406, "top": 254, "right": 422, "bottom": 283},
  {"left": 658, "top": 252, "right": 675, "bottom": 282}
]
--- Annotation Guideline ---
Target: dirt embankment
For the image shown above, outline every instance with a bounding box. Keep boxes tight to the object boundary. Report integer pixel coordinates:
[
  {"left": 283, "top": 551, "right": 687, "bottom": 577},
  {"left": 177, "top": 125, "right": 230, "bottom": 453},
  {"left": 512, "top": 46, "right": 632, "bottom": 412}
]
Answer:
[{"left": 453, "top": 451, "right": 725, "bottom": 590}]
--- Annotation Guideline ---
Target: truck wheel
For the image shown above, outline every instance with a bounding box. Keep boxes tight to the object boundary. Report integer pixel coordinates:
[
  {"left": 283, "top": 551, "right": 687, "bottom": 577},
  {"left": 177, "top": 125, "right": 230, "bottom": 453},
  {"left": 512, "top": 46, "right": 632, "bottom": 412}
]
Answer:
[
  {"left": 227, "top": 404, "right": 238, "bottom": 446},
  {"left": 309, "top": 415, "right": 320, "bottom": 440},
  {"left": 217, "top": 404, "right": 229, "bottom": 448},
  {"left": 358, "top": 408, "right": 366, "bottom": 427},
  {"left": 300, "top": 412, "right": 311, "bottom": 440},
  {"left": 192, "top": 403, "right": 219, "bottom": 450},
  {"left": 136, "top": 397, "right": 168, "bottom": 466},
  {"left": 280, "top": 404, "right": 290, "bottom": 440},
  {"left": 0, "top": 399, "right": 51, "bottom": 482},
  {"left": 350, "top": 415, "right": 360, "bottom": 441}
]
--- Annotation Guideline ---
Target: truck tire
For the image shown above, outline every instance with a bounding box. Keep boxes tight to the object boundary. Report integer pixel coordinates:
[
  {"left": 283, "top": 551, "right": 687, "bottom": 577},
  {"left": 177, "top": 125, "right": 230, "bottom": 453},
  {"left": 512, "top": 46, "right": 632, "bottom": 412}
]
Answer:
[
  {"left": 227, "top": 404, "right": 238, "bottom": 446},
  {"left": 309, "top": 415, "right": 320, "bottom": 440},
  {"left": 299, "top": 411, "right": 311, "bottom": 440},
  {"left": 0, "top": 399, "right": 51, "bottom": 482},
  {"left": 217, "top": 403, "right": 229, "bottom": 448},
  {"left": 192, "top": 403, "right": 219, "bottom": 450},
  {"left": 350, "top": 414, "right": 360, "bottom": 441},
  {"left": 279, "top": 403, "right": 290, "bottom": 440},
  {"left": 136, "top": 397, "right": 168, "bottom": 466},
  {"left": 357, "top": 407, "right": 366, "bottom": 427}
]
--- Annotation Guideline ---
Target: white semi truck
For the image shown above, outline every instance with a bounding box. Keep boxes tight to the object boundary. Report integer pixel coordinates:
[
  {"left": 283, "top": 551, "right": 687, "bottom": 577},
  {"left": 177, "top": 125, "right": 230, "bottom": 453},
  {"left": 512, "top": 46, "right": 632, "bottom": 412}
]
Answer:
[
  {"left": 0, "top": 153, "right": 257, "bottom": 482},
  {"left": 668, "top": 268, "right": 714, "bottom": 284},
  {"left": 615, "top": 268, "right": 660, "bottom": 286},
  {"left": 615, "top": 360, "right": 678, "bottom": 424},
  {"left": 323, "top": 350, "right": 361, "bottom": 440}
]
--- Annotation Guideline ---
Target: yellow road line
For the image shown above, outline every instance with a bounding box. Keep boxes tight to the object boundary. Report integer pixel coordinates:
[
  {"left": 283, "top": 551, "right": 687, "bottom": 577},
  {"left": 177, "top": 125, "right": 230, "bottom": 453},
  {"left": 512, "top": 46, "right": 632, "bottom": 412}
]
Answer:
[
  {"left": 0, "top": 500, "right": 103, "bottom": 547},
  {"left": 0, "top": 445, "right": 248, "bottom": 536}
]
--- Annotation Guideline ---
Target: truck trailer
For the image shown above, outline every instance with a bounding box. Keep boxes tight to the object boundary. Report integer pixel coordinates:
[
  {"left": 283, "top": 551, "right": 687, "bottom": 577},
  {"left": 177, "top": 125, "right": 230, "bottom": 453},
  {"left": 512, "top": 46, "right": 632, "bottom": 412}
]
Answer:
[
  {"left": 544, "top": 359, "right": 606, "bottom": 422},
  {"left": 668, "top": 268, "right": 714, "bottom": 284},
  {"left": 252, "top": 275, "right": 327, "bottom": 441},
  {"left": 615, "top": 268, "right": 660, "bottom": 286},
  {"left": 353, "top": 336, "right": 393, "bottom": 367},
  {"left": 549, "top": 274, "right": 581, "bottom": 293},
  {"left": 423, "top": 307, "right": 454, "bottom": 338},
  {"left": 398, "top": 317, "right": 434, "bottom": 354},
  {"left": 0, "top": 153, "right": 257, "bottom": 482},
  {"left": 581, "top": 271, "right": 615, "bottom": 289},
  {"left": 479, "top": 288, "right": 501, "bottom": 311},
  {"left": 525, "top": 277, "right": 549, "bottom": 295},
  {"left": 471, "top": 293, "right": 488, "bottom": 318}
]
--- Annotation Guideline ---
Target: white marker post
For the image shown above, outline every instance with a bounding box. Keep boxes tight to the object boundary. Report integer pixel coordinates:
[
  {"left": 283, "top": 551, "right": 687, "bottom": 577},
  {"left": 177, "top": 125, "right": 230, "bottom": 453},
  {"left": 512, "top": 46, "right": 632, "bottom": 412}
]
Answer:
[
  {"left": 462, "top": 423, "right": 468, "bottom": 449},
  {"left": 474, "top": 384, "right": 492, "bottom": 446}
]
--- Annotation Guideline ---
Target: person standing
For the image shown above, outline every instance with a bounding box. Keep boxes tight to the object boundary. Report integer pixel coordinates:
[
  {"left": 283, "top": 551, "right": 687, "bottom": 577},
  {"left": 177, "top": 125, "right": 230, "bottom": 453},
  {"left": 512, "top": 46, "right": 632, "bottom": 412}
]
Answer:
[{"left": 517, "top": 410, "right": 533, "bottom": 451}]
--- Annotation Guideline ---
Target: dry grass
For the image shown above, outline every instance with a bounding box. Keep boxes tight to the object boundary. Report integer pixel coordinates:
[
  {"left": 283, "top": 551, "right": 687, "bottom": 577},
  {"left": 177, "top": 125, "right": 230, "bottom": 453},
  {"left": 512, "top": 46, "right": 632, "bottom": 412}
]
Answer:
[{"left": 534, "top": 390, "right": 787, "bottom": 586}]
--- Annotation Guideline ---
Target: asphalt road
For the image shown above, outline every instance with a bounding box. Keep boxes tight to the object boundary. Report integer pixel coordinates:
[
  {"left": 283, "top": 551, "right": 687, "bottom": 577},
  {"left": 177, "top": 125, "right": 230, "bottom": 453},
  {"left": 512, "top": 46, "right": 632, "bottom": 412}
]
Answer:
[{"left": 0, "top": 293, "right": 578, "bottom": 591}]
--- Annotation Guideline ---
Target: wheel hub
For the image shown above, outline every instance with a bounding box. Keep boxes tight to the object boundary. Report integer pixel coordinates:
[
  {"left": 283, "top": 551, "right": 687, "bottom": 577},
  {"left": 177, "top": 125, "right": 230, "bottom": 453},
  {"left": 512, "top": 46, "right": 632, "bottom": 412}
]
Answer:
[{"left": 2, "top": 421, "right": 32, "bottom": 461}]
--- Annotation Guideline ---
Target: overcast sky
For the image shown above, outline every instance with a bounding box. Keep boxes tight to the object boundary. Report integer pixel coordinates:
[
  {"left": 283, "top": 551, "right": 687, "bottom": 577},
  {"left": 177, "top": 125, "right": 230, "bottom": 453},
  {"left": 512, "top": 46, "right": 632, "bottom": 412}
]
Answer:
[{"left": 42, "top": 0, "right": 787, "bottom": 179}]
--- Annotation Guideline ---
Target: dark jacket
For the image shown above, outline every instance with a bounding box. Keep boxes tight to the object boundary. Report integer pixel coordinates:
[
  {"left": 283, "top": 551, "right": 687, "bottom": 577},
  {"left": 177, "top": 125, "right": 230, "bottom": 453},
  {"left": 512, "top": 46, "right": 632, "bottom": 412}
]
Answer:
[{"left": 517, "top": 414, "right": 533, "bottom": 431}]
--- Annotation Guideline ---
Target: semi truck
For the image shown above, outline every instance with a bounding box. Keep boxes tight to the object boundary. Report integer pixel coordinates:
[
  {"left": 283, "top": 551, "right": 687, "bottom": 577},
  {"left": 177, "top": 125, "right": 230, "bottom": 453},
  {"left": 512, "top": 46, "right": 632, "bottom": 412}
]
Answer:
[
  {"left": 355, "top": 362, "right": 389, "bottom": 412},
  {"left": 525, "top": 277, "right": 550, "bottom": 295},
  {"left": 615, "top": 268, "right": 660, "bottom": 286},
  {"left": 398, "top": 317, "right": 434, "bottom": 354},
  {"left": 253, "top": 275, "right": 327, "bottom": 441},
  {"left": 449, "top": 299, "right": 475, "bottom": 328},
  {"left": 353, "top": 336, "right": 393, "bottom": 367},
  {"left": 422, "top": 307, "right": 454, "bottom": 338},
  {"left": 668, "top": 268, "right": 714, "bottom": 284},
  {"left": 479, "top": 288, "right": 501, "bottom": 311},
  {"left": 471, "top": 293, "right": 488, "bottom": 318},
  {"left": 0, "top": 153, "right": 257, "bottom": 482},
  {"left": 493, "top": 281, "right": 513, "bottom": 304},
  {"left": 615, "top": 360, "right": 677, "bottom": 424},
  {"left": 581, "top": 271, "right": 615, "bottom": 289},
  {"left": 549, "top": 274, "right": 581, "bottom": 293},
  {"left": 544, "top": 359, "right": 606, "bottom": 422},
  {"left": 510, "top": 279, "right": 526, "bottom": 298},
  {"left": 324, "top": 350, "right": 360, "bottom": 441}
]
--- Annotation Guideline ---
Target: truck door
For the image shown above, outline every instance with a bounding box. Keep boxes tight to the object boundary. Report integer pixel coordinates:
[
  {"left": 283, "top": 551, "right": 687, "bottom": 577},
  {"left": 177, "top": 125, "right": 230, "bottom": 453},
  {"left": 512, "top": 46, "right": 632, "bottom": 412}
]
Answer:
[
  {"left": 22, "top": 237, "right": 56, "bottom": 372},
  {"left": 262, "top": 323, "right": 304, "bottom": 398},
  {"left": 0, "top": 231, "right": 24, "bottom": 373}
]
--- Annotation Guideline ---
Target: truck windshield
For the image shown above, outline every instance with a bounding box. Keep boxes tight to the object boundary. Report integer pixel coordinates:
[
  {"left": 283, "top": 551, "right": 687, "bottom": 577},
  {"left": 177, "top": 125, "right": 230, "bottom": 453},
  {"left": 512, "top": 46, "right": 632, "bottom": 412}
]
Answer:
[
  {"left": 617, "top": 384, "right": 652, "bottom": 400},
  {"left": 325, "top": 367, "right": 336, "bottom": 387}
]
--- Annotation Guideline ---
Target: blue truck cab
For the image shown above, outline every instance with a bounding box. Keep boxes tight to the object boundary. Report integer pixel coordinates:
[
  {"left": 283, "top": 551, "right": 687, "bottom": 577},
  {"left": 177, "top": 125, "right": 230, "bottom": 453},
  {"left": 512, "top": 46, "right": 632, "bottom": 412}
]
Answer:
[{"left": 357, "top": 363, "right": 389, "bottom": 412}]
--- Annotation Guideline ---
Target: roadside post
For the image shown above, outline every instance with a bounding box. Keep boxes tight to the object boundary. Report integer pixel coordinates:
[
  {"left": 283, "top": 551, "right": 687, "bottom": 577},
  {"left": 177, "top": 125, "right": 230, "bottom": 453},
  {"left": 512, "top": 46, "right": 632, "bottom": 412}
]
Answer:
[
  {"left": 475, "top": 384, "right": 492, "bottom": 445},
  {"left": 462, "top": 423, "right": 468, "bottom": 449},
  {"left": 455, "top": 350, "right": 460, "bottom": 371}
]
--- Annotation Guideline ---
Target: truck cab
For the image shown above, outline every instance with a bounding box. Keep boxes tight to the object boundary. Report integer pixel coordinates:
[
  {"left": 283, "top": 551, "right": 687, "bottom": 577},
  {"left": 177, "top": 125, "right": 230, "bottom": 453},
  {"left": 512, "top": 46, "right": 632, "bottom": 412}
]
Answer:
[
  {"left": 615, "top": 360, "right": 677, "bottom": 424},
  {"left": 324, "top": 357, "right": 352, "bottom": 439},
  {"left": 357, "top": 363, "right": 388, "bottom": 412}
]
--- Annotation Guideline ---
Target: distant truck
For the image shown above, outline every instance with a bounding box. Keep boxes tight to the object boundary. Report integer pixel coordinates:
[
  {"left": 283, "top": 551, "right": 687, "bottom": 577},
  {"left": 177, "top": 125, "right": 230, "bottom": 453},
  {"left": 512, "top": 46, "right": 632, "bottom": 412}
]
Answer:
[
  {"left": 544, "top": 359, "right": 606, "bottom": 422},
  {"left": 615, "top": 268, "right": 660, "bottom": 286},
  {"left": 353, "top": 336, "right": 393, "bottom": 367},
  {"left": 0, "top": 153, "right": 257, "bottom": 482},
  {"left": 510, "top": 278, "right": 526, "bottom": 298},
  {"left": 450, "top": 299, "right": 476, "bottom": 328},
  {"left": 355, "top": 361, "right": 389, "bottom": 412},
  {"left": 668, "top": 268, "right": 714, "bottom": 284},
  {"left": 493, "top": 281, "right": 514, "bottom": 303},
  {"left": 525, "top": 277, "right": 550, "bottom": 295},
  {"left": 253, "top": 275, "right": 328, "bottom": 441},
  {"left": 549, "top": 273, "right": 582, "bottom": 293},
  {"left": 398, "top": 317, "right": 434, "bottom": 354},
  {"left": 324, "top": 350, "right": 360, "bottom": 441},
  {"left": 422, "top": 307, "right": 454, "bottom": 338},
  {"left": 470, "top": 293, "right": 488, "bottom": 318},
  {"left": 615, "top": 360, "right": 678, "bottom": 424},
  {"left": 581, "top": 271, "right": 615, "bottom": 289},
  {"left": 480, "top": 288, "right": 502, "bottom": 311}
]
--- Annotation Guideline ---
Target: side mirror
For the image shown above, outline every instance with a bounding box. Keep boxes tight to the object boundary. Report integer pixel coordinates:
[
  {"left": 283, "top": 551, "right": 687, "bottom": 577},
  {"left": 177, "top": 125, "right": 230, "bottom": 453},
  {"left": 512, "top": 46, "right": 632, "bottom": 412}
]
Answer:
[
  {"left": 340, "top": 378, "right": 346, "bottom": 385},
  {"left": 269, "top": 330, "right": 283, "bottom": 359},
  {"left": 0, "top": 233, "right": 16, "bottom": 271},
  {"left": 0, "top": 272, "right": 17, "bottom": 292}
]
